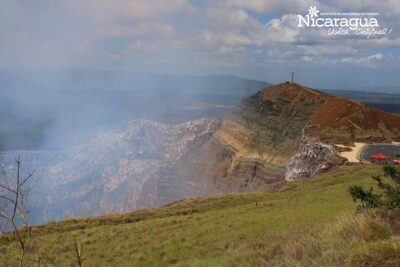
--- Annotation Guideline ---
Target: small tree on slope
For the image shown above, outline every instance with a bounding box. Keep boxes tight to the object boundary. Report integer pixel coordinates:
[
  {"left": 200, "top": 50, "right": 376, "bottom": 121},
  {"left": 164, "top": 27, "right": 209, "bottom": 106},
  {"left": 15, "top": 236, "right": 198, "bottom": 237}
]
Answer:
[{"left": 349, "top": 165, "right": 400, "bottom": 209}]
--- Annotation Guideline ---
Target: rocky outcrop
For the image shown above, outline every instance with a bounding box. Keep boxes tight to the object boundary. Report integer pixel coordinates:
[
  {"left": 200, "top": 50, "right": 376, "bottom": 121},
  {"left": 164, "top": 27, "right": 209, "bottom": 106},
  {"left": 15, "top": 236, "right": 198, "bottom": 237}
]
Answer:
[{"left": 285, "top": 136, "right": 336, "bottom": 181}]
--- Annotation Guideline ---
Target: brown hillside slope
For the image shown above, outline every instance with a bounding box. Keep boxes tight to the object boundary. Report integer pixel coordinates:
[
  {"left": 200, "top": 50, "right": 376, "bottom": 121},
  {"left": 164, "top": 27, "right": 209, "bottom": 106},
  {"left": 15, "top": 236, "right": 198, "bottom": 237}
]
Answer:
[
  {"left": 236, "top": 82, "right": 400, "bottom": 148},
  {"left": 307, "top": 91, "right": 400, "bottom": 144}
]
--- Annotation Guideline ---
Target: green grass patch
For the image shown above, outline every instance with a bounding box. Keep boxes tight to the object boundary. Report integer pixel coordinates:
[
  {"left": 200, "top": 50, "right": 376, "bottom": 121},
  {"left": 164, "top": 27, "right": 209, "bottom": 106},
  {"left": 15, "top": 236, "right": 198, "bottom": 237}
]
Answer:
[{"left": 2, "top": 164, "right": 394, "bottom": 266}]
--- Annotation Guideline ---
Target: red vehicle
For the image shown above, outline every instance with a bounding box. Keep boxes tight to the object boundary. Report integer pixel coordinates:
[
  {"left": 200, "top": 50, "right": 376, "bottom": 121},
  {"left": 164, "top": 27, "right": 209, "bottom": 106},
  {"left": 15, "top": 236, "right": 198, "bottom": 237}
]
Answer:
[{"left": 369, "top": 153, "right": 390, "bottom": 164}]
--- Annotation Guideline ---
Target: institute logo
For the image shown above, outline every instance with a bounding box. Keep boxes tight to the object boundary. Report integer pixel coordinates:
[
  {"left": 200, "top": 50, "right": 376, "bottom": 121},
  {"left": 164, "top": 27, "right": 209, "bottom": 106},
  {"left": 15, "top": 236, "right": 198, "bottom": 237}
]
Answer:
[
  {"left": 307, "top": 6, "right": 319, "bottom": 18},
  {"left": 297, "top": 6, "right": 392, "bottom": 38}
]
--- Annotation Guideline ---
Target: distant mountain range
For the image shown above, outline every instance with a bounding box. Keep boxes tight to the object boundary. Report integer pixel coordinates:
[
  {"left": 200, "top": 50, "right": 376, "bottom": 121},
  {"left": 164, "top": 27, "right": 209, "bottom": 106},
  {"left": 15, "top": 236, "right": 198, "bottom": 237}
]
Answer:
[
  {"left": 328, "top": 85, "right": 400, "bottom": 94},
  {"left": 322, "top": 89, "right": 400, "bottom": 115}
]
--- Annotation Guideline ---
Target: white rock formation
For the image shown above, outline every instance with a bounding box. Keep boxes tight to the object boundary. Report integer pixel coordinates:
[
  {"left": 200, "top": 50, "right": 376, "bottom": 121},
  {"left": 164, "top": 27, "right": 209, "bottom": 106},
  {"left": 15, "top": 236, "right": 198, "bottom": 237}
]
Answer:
[{"left": 285, "top": 136, "right": 336, "bottom": 181}]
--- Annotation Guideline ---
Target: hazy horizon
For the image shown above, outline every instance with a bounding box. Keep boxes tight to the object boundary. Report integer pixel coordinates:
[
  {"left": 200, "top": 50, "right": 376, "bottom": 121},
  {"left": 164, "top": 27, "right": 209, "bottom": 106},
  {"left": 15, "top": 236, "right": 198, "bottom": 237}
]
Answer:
[{"left": 1, "top": 66, "right": 399, "bottom": 93}]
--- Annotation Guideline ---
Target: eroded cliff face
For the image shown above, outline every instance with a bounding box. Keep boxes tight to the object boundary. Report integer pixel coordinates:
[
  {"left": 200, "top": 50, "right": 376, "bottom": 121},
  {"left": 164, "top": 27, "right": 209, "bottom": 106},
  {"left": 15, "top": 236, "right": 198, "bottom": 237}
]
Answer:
[
  {"left": 284, "top": 136, "right": 337, "bottom": 181},
  {"left": 0, "top": 119, "right": 221, "bottom": 224},
  {"left": 0, "top": 117, "right": 284, "bottom": 225}
]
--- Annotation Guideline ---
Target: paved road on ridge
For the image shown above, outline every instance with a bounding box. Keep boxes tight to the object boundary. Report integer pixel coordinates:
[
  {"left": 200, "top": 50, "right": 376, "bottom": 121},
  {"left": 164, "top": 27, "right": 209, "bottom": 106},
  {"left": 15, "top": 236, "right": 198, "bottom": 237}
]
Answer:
[{"left": 360, "top": 144, "right": 400, "bottom": 162}]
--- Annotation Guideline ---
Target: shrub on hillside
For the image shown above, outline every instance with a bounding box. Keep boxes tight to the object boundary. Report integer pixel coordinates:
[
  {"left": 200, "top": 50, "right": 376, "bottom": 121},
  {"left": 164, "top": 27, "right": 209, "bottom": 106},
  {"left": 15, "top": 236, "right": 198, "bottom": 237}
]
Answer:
[{"left": 349, "top": 165, "right": 400, "bottom": 209}]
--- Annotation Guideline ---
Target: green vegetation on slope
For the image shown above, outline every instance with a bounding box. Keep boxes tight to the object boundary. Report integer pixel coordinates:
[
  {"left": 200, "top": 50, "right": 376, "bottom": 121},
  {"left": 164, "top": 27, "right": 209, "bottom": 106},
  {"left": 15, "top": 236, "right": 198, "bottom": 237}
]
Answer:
[
  {"left": 1, "top": 164, "right": 399, "bottom": 266},
  {"left": 349, "top": 165, "right": 400, "bottom": 209}
]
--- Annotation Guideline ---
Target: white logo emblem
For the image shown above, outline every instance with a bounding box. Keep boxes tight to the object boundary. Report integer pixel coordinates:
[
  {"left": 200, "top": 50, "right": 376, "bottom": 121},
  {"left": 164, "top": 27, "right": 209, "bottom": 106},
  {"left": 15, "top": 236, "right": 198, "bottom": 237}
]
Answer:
[{"left": 308, "top": 6, "right": 319, "bottom": 18}]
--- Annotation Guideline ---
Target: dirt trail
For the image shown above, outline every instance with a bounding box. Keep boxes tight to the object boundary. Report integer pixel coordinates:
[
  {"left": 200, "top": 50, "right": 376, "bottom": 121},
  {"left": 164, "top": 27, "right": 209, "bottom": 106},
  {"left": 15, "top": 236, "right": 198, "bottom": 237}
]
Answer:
[
  {"left": 336, "top": 143, "right": 366, "bottom": 162},
  {"left": 345, "top": 118, "right": 363, "bottom": 131}
]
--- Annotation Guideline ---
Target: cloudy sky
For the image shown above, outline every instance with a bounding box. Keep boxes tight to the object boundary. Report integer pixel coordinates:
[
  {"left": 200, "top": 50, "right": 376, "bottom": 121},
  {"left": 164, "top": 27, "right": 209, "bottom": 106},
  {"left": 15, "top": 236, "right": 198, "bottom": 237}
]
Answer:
[{"left": 1, "top": 0, "right": 399, "bottom": 89}]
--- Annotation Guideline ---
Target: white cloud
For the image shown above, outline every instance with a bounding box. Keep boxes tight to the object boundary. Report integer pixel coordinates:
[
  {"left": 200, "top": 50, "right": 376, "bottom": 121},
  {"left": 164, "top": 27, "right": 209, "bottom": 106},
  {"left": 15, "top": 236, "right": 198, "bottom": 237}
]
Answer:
[
  {"left": 371, "top": 53, "right": 383, "bottom": 60},
  {"left": 221, "top": 32, "right": 257, "bottom": 46},
  {"left": 334, "top": 0, "right": 400, "bottom": 16},
  {"left": 223, "top": 0, "right": 328, "bottom": 13},
  {"left": 207, "top": 7, "right": 251, "bottom": 26},
  {"left": 103, "top": 39, "right": 160, "bottom": 61},
  {"left": 336, "top": 53, "right": 383, "bottom": 67},
  {"left": 96, "top": 23, "right": 176, "bottom": 38},
  {"left": 216, "top": 46, "right": 245, "bottom": 54},
  {"left": 128, "top": 40, "right": 158, "bottom": 52},
  {"left": 64, "top": 0, "right": 197, "bottom": 22},
  {"left": 263, "top": 15, "right": 302, "bottom": 43}
]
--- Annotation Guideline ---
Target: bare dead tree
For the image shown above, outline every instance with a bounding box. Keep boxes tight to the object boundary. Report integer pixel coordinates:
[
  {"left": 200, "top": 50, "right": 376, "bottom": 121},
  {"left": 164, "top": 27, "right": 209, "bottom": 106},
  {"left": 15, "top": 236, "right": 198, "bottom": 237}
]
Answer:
[
  {"left": 73, "top": 238, "right": 85, "bottom": 267},
  {"left": 0, "top": 155, "right": 34, "bottom": 267}
]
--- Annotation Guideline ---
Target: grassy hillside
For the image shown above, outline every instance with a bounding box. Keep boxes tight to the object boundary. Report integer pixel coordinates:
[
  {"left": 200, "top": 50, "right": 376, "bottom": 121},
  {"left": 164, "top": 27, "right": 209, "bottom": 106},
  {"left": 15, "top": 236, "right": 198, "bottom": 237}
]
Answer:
[{"left": 2, "top": 164, "right": 399, "bottom": 266}]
